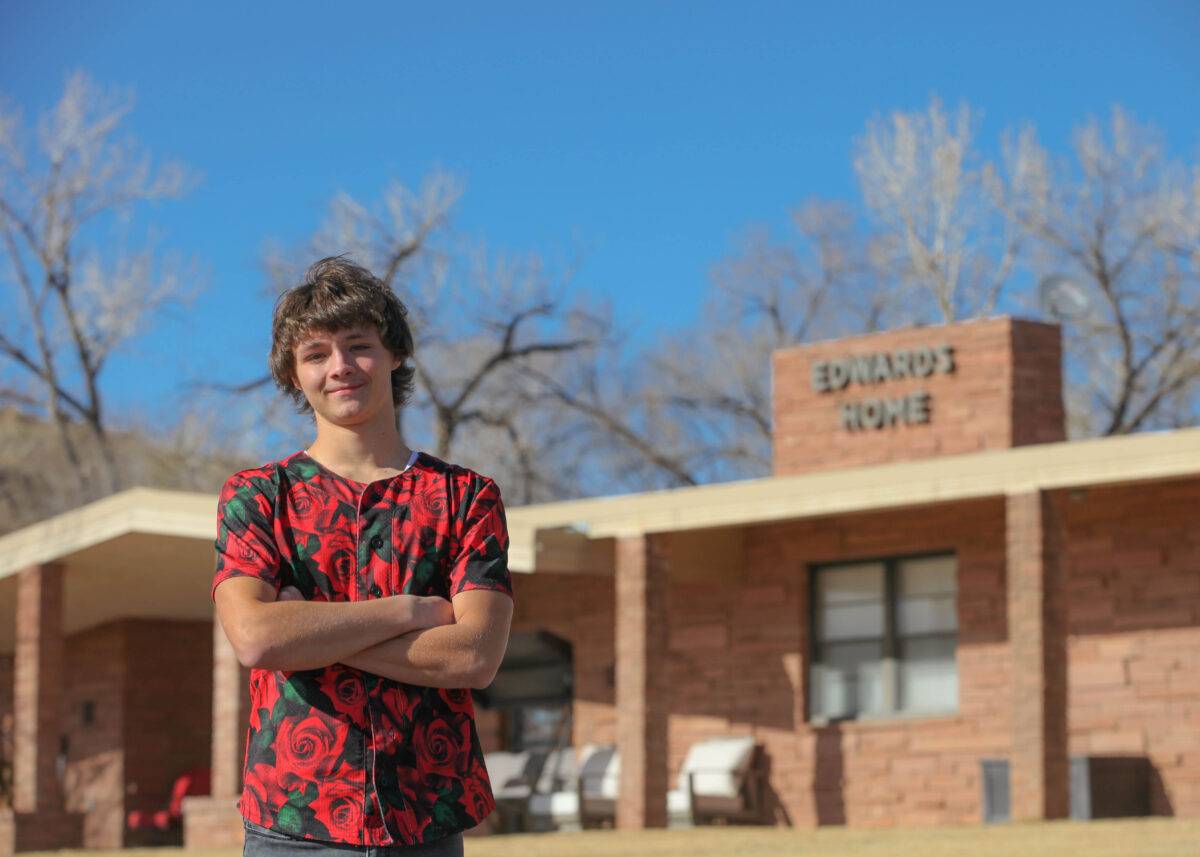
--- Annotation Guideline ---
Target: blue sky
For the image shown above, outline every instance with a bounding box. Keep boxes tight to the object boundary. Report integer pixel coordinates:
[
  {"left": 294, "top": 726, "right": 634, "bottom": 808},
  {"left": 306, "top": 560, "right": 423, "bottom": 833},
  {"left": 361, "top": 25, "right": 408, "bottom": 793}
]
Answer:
[{"left": 1, "top": 1, "right": 1197, "bottom": 426}]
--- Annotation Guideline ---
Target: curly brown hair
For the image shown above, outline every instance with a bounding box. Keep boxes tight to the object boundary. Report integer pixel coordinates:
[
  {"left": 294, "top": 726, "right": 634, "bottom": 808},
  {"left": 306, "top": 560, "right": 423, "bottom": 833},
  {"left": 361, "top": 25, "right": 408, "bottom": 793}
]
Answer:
[{"left": 269, "top": 256, "right": 416, "bottom": 414}]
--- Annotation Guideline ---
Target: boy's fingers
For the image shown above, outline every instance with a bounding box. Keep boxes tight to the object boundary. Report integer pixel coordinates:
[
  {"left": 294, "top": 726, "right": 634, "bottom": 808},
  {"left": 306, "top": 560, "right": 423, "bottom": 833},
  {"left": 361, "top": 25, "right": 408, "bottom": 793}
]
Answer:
[{"left": 277, "top": 586, "right": 305, "bottom": 602}]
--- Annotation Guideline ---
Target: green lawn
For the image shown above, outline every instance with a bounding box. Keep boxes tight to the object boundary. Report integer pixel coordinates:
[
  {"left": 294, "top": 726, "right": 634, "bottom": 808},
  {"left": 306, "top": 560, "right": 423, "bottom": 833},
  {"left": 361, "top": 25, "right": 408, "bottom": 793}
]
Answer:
[{"left": 31, "top": 818, "right": 1200, "bottom": 857}]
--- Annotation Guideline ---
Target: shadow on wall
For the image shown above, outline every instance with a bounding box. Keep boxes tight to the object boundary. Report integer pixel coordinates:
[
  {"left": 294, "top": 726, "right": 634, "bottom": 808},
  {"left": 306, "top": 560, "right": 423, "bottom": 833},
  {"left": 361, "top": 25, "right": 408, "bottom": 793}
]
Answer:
[
  {"left": 1147, "top": 760, "right": 1174, "bottom": 817},
  {"left": 812, "top": 722, "right": 845, "bottom": 826},
  {"left": 1071, "top": 755, "right": 1174, "bottom": 820},
  {"left": 760, "top": 750, "right": 793, "bottom": 826}
]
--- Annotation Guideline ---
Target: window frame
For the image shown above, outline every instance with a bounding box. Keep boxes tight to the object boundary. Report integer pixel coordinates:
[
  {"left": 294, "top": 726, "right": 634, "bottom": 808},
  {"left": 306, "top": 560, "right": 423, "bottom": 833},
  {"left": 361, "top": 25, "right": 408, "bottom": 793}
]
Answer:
[{"left": 807, "top": 550, "right": 958, "bottom": 723}]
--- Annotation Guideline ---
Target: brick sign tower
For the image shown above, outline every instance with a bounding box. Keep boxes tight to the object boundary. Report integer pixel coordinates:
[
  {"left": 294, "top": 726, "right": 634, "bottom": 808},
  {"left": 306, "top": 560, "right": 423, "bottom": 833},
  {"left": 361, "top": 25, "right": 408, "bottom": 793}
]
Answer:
[{"left": 772, "top": 317, "right": 1065, "bottom": 475}]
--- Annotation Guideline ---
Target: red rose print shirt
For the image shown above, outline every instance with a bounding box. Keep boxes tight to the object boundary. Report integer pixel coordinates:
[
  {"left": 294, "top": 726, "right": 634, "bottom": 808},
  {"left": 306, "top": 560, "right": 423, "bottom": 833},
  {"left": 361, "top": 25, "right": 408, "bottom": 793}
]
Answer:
[{"left": 211, "top": 451, "right": 513, "bottom": 846}]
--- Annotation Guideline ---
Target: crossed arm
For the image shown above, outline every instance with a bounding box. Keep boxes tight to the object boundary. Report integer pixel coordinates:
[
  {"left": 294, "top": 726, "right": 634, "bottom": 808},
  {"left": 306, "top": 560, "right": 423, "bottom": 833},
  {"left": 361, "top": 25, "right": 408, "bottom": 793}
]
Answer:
[{"left": 214, "top": 577, "right": 513, "bottom": 689}]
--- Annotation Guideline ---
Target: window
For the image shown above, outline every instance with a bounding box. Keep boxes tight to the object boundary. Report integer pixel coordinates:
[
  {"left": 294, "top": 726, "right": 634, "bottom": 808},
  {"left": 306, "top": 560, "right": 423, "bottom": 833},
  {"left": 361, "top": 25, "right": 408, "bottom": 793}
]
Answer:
[
  {"left": 509, "top": 705, "right": 572, "bottom": 752},
  {"left": 809, "top": 553, "right": 957, "bottom": 720}
]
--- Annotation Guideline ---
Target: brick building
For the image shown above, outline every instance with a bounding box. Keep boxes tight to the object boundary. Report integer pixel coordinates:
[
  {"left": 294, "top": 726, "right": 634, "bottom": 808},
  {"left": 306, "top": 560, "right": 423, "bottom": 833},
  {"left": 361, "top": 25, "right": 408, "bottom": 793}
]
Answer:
[{"left": 0, "top": 316, "right": 1196, "bottom": 852}]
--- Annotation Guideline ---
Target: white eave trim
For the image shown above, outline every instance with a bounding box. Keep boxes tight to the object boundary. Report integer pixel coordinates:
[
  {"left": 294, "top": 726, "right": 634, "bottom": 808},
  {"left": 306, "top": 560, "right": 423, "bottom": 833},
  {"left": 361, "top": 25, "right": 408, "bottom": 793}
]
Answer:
[
  {"left": 504, "top": 426, "right": 1200, "bottom": 541},
  {"left": 0, "top": 488, "right": 215, "bottom": 579}
]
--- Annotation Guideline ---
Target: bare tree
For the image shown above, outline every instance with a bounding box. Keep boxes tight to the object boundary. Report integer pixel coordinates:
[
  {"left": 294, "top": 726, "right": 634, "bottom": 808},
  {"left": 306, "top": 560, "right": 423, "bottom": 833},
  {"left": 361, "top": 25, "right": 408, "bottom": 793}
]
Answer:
[
  {"left": 0, "top": 71, "right": 193, "bottom": 498},
  {"left": 996, "top": 107, "right": 1200, "bottom": 435},
  {"left": 535, "top": 101, "right": 1199, "bottom": 491},
  {"left": 536, "top": 200, "right": 912, "bottom": 487},
  {"left": 249, "top": 177, "right": 608, "bottom": 502},
  {"left": 854, "top": 97, "right": 1017, "bottom": 322},
  {"left": 526, "top": 337, "right": 705, "bottom": 491},
  {"left": 263, "top": 173, "right": 462, "bottom": 316}
]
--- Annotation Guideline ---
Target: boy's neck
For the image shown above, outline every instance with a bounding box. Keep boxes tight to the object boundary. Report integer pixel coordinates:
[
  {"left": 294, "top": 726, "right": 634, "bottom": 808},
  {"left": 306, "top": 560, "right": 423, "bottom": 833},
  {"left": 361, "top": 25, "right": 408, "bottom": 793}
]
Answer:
[{"left": 305, "top": 416, "right": 414, "bottom": 481}]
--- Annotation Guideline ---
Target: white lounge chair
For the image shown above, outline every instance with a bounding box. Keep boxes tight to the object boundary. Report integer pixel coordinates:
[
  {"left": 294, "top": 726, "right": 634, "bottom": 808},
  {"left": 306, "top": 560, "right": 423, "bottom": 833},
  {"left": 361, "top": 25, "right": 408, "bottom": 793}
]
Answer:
[
  {"left": 666, "top": 735, "right": 764, "bottom": 826},
  {"left": 484, "top": 750, "right": 534, "bottom": 831},
  {"left": 527, "top": 744, "right": 619, "bottom": 831}
]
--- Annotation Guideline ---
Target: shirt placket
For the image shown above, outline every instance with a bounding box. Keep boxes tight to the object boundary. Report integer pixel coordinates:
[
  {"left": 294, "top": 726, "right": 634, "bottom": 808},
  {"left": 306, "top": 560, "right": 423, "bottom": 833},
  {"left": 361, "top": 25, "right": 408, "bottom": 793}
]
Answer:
[{"left": 355, "top": 482, "right": 399, "bottom": 845}]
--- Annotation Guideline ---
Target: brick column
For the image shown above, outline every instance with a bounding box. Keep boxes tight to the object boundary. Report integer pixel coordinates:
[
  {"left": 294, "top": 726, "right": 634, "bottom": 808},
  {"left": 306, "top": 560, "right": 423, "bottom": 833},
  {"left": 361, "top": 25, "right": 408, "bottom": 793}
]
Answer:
[
  {"left": 615, "top": 534, "right": 669, "bottom": 829},
  {"left": 1006, "top": 491, "right": 1068, "bottom": 820},
  {"left": 1, "top": 563, "right": 83, "bottom": 855},
  {"left": 210, "top": 620, "right": 249, "bottom": 798},
  {"left": 183, "top": 617, "right": 249, "bottom": 848},
  {"left": 12, "top": 563, "right": 65, "bottom": 814}
]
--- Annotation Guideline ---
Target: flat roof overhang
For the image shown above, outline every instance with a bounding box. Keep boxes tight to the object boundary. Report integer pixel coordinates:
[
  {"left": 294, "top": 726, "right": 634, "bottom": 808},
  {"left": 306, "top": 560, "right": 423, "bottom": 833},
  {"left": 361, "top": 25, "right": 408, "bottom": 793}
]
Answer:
[
  {"left": 0, "top": 426, "right": 1196, "bottom": 652},
  {"left": 504, "top": 425, "right": 1200, "bottom": 568}
]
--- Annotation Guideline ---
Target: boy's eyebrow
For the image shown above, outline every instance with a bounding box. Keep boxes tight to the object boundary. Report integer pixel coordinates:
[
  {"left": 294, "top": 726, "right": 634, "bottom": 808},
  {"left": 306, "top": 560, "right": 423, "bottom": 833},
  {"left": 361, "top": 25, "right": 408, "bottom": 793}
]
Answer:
[{"left": 296, "top": 329, "right": 371, "bottom": 351}]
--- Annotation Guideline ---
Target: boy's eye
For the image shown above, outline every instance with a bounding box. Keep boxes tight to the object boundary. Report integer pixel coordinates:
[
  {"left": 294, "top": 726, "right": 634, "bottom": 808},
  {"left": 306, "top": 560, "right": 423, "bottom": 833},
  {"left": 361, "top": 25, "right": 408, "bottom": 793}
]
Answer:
[
  {"left": 351, "top": 344, "right": 370, "bottom": 351},
  {"left": 304, "top": 353, "right": 325, "bottom": 362}
]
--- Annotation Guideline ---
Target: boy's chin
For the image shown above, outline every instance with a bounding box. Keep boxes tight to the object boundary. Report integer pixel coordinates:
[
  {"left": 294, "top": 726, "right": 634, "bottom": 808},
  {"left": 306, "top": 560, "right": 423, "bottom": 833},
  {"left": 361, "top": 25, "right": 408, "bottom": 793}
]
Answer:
[{"left": 317, "top": 404, "right": 374, "bottom": 427}]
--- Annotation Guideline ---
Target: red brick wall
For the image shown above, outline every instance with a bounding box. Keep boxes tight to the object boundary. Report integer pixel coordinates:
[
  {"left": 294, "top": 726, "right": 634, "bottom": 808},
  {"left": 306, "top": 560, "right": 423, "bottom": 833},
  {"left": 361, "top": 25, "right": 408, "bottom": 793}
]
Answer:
[
  {"left": 772, "top": 317, "right": 1065, "bottom": 476},
  {"left": 1062, "top": 477, "right": 1200, "bottom": 817},
  {"left": 63, "top": 624, "right": 126, "bottom": 848},
  {"left": 122, "top": 620, "right": 212, "bottom": 820},
  {"left": 671, "top": 497, "right": 1011, "bottom": 828},
  {"left": 55, "top": 619, "right": 215, "bottom": 848}
]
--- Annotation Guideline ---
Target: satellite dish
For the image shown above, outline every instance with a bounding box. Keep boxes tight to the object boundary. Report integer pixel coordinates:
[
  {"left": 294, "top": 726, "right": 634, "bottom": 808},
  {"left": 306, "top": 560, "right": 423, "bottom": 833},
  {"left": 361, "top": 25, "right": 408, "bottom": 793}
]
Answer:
[{"left": 1037, "top": 275, "right": 1090, "bottom": 318}]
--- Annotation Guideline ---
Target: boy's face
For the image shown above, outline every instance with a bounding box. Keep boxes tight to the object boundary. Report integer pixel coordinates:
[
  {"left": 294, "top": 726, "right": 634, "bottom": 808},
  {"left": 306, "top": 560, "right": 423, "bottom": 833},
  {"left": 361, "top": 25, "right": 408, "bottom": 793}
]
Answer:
[{"left": 292, "top": 326, "right": 402, "bottom": 427}]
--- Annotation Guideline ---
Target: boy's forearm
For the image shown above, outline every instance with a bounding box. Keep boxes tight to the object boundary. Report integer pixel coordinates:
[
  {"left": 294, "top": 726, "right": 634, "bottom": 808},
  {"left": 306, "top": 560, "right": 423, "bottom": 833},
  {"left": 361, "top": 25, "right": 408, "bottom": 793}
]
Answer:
[
  {"left": 341, "top": 624, "right": 488, "bottom": 688},
  {"left": 221, "top": 593, "right": 426, "bottom": 671}
]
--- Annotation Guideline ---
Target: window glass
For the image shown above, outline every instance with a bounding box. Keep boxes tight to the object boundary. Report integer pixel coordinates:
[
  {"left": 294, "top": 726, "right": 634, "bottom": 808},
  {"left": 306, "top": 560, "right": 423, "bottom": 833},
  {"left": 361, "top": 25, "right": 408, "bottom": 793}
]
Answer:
[
  {"left": 896, "top": 594, "right": 956, "bottom": 635},
  {"left": 898, "top": 555, "right": 956, "bottom": 596},
  {"left": 810, "top": 640, "right": 884, "bottom": 719},
  {"left": 811, "top": 554, "right": 958, "bottom": 720},
  {"left": 513, "top": 705, "right": 570, "bottom": 752},
  {"left": 816, "top": 562, "right": 884, "bottom": 641},
  {"left": 821, "top": 602, "right": 886, "bottom": 640},
  {"left": 819, "top": 562, "right": 884, "bottom": 604},
  {"left": 896, "top": 556, "right": 957, "bottom": 635},
  {"left": 897, "top": 636, "right": 958, "bottom": 711}
]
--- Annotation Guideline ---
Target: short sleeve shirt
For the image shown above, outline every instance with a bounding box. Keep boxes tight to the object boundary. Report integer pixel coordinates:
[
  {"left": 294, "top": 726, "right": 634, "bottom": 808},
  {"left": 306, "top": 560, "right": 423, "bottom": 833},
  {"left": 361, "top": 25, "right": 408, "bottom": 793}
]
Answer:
[{"left": 211, "top": 450, "right": 512, "bottom": 846}]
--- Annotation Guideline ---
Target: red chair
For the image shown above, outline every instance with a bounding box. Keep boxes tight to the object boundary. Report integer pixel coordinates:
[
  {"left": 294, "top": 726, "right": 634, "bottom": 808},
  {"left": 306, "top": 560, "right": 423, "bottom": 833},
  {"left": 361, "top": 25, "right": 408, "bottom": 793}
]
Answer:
[{"left": 127, "top": 768, "right": 211, "bottom": 831}]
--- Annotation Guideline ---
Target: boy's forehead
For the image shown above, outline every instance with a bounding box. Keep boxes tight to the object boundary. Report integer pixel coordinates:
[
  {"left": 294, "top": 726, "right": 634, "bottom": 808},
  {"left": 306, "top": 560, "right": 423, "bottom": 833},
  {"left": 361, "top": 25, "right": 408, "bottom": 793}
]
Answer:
[{"left": 295, "top": 326, "right": 376, "bottom": 349}]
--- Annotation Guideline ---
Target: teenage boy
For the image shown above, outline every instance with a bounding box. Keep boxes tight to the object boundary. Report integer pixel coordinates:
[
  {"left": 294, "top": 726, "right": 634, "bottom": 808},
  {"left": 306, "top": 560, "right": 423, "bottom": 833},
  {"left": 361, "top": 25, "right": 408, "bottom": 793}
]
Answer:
[{"left": 212, "top": 257, "right": 513, "bottom": 857}]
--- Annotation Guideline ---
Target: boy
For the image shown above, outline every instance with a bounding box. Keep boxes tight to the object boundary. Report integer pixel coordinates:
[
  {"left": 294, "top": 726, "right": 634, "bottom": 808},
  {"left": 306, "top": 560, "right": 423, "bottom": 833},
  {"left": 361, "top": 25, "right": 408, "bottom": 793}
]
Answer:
[{"left": 212, "top": 257, "right": 513, "bottom": 856}]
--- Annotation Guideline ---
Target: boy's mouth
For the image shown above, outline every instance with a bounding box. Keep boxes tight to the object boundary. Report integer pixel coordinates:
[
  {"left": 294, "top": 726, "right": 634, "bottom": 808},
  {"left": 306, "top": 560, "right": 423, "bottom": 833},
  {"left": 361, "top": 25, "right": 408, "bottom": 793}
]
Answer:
[{"left": 328, "top": 383, "right": 364, "bottom": 396}]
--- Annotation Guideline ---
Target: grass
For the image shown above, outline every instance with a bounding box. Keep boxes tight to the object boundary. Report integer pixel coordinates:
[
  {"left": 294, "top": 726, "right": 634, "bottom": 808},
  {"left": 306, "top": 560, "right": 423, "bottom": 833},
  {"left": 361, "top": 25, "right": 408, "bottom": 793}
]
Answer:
[{"left": 29, "top": 818, "right": 1200, "bottom": 857}]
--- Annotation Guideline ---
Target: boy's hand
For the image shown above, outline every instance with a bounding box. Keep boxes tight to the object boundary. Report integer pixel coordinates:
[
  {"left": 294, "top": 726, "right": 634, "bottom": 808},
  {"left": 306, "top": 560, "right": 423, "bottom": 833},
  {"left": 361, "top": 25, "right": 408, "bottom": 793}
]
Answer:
[
  {"left": 410, "top": 595, "right": 456, "bottom": 630},
  {"left": 275, "top": 586, "right": 453, "bottom": 630}
]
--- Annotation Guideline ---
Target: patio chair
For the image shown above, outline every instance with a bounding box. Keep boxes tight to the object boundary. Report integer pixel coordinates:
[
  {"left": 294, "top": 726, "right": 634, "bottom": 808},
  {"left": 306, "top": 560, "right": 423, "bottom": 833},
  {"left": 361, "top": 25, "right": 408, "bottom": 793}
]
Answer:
[
  {"left": 576, "top": 744, "right": 619, "bottom": 828},
  {"left": 485, "top": 750, "right": 534, "bottom": 831},
  {"left": 666, "top": 735, "right": 764, "bottom": 826},
  {"left": 126, "top": 766, "right": 211, "bottom": 840},
  {"left": 527, "top": 744, "right": 618, "bottom": 831}
]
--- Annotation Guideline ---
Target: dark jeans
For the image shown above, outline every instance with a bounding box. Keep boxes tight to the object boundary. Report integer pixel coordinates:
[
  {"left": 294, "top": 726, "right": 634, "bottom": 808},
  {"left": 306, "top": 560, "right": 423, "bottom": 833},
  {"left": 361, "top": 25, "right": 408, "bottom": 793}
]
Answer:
[{"left": 243, "top": 821, "right": 464, "bottom": 857}]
